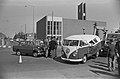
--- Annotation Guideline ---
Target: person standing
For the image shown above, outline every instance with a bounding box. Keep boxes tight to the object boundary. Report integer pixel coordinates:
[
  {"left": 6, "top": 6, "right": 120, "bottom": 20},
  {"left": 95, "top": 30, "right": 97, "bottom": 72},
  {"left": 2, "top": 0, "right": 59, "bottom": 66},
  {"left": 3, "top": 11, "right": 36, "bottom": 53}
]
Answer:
[
  {"left": 107, "top": 39, "right": 117, "bottom": 71},
  {"left": 115, "top": 38, "right": 120, "bottom": 75},
  {"left": 49, "top": 37, "right": 58, "bottom": 59},
  {"left": 44, "top": 38, "right": 49, "bottom": 58}
]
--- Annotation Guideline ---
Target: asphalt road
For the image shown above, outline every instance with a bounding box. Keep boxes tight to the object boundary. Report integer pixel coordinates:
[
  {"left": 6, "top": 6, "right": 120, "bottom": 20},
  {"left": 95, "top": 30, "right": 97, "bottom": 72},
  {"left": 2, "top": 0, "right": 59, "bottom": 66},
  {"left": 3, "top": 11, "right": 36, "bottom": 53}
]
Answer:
[{"left": 0, "top": 47, "right": 120, "bottom": 79}]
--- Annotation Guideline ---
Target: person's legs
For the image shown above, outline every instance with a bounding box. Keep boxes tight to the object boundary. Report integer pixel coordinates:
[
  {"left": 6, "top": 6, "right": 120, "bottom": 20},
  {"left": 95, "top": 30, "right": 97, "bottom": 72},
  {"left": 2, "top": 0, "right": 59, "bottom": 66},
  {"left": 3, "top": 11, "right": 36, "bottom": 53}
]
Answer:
[
  {"left": 48, "top": 48, "right": 51, "bottom": 57},
  {"left": 108, "top": 57, "right": 112, "bottom": 71},
  {"left": 112, "top": 56, "right": 116, "bottom": 71},
  {"left": 45, "top": 48, "right": 48, "bottom": 58},
  {"left": 54, "top": 48, "right": 57, "bottom": 58},
  {"left": 117, "top": 57, "right": 120, "bottom": 75},
  {"left": 51, "top": 49, "right": 54, "bottom": 58}
]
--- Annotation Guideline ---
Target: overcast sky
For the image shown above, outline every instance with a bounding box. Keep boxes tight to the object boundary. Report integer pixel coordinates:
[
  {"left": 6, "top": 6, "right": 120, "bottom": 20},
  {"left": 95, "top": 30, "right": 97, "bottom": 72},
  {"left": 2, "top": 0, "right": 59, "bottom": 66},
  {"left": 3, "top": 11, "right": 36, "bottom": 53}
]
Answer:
[{"left": 0, "top": 0, "right": 120, "bottom": 37}]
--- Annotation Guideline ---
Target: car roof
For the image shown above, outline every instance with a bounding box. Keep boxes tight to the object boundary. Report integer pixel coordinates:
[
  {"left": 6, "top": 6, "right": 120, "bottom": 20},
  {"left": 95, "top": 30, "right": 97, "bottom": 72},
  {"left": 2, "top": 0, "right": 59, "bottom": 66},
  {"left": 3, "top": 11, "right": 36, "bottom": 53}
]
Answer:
[{"left": 64, "top": 34, "right": 100, "bottom": 42}]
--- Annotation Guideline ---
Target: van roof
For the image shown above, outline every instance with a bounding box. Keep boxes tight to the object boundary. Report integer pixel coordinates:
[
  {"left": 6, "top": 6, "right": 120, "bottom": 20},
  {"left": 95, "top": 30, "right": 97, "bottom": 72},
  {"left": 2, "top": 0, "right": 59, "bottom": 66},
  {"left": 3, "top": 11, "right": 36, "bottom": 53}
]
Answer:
[{"left": 65, "top": 34, "right": 99, "bottom": 42}]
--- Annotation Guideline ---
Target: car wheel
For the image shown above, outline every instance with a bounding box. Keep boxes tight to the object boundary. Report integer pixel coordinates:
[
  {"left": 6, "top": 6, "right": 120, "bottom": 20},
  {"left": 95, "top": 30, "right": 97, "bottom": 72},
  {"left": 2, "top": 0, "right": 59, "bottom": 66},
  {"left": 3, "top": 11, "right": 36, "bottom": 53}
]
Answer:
[
  {"left": 33, "top": 52, "right": 38, "bottom": 57},
  {"left": 82, "top": 55, "right": 87, "bottom": 64},
  {"left": 16, "top": 50, "right": 21, "bottom": 56}
]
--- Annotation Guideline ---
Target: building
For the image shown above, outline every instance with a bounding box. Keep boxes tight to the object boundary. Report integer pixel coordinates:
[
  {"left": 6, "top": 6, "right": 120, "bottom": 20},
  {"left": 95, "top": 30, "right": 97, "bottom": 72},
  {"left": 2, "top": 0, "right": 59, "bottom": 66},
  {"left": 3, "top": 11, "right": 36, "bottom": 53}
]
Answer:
[
  {"left": 36, "top": 16, "right": 106, "bottom": 42},
  {"left": 78, "top": 2, "right": 86, "bottom": 20}
]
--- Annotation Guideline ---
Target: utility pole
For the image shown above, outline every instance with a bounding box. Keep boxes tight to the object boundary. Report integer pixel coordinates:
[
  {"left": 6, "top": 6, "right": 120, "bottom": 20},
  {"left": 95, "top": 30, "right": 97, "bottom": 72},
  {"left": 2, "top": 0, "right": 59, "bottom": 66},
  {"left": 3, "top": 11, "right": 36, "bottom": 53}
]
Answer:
[
  {"left": 25, "top": 5, "right": 35, "bottom": 39},
  {"left": 52, "top": 11, "right": 54, "bottom": 38},
  {"left": 25, "top": 24, "right": 26, "bottom": 34}
]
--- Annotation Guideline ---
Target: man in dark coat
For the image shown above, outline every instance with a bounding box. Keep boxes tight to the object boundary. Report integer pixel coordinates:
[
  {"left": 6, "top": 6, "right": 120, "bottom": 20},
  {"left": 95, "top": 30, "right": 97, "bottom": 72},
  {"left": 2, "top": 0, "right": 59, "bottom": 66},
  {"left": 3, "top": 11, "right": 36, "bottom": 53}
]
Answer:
[
  {"left": 115, "top": 38, "right": 120, "bottom": 75},
  {"left": 48, "top": 37, "right": 58, "bottom": 58}
]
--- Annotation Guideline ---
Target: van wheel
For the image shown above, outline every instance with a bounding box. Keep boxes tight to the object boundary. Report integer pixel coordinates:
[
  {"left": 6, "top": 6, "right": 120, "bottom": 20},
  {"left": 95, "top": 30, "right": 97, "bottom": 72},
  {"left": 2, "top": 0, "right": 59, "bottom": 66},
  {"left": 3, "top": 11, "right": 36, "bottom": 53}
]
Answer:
[
  {"left": 82, "top": 55, "right": 87, "bottom": 64},
  {"left": 33, "top": 52, "right": 38, "bottom": 57},
  {"left": 16, "top": 50, "right": 21, "bottom": 56}
]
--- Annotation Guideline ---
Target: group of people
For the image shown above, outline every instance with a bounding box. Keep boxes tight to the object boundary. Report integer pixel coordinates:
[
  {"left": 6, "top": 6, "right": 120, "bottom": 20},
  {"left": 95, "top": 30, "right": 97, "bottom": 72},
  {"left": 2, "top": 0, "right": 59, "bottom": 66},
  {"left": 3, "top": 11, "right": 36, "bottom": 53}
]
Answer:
[
  {"left": 106, "top": 38, "right": 120, "bottom": 75},
  {"left": 44, "top": 37, "right": 58, "bottom": 59}
]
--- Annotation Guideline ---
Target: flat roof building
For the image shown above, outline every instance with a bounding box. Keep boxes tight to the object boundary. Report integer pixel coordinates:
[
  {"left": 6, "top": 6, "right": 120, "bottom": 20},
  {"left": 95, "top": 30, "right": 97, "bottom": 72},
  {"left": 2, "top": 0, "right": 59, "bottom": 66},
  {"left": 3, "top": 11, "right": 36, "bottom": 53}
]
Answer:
[{"left": 36, "top": 16, "right": 106, "bottom": 42}]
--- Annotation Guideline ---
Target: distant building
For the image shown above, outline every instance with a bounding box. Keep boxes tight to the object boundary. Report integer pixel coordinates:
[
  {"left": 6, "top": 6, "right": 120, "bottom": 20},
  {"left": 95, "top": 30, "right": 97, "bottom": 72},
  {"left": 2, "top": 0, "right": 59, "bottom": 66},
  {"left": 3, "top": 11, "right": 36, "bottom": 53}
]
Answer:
[
  {"left": 36, "top": 16, "right": 106, "bottom": 42},
  {"left": 78, "top": 2, "right": 86, "bottom": 20}
]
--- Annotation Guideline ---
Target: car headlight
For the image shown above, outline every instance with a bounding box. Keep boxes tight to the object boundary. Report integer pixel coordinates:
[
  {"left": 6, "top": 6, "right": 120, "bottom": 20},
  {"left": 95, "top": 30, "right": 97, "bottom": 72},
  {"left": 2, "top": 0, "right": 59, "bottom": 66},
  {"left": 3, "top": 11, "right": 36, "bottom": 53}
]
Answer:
[
  {"left": 73, "top": 52, "right": 77, "bottom": 56},
  {"left": 37, "top": 50, "right": 40, "bottom": 53}
]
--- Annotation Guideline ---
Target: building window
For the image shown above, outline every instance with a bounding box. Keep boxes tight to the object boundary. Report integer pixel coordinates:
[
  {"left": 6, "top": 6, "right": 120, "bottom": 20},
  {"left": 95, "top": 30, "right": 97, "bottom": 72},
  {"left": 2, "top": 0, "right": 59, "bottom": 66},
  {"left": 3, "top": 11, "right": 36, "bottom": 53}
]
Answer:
[
  {"left": 48, "top": 21, "right": 50, "bottom": 25},
  {"left": 59, "top": 22, "right": 61, "bottom": 35},
  {"left": 47, "top": 21, "right": 51, "bottom": 35},
  {"left": 47, "top": 21, "right": 62, "bottom": 38},
  {"left": 51, "top": 21, "right": 53, "bottom": 35},
  {"left": 47, "top": 26, "right": 50, "bottom": 34},
  {"left": 54, "top": 21, "right": 56, "bottom": 35}
]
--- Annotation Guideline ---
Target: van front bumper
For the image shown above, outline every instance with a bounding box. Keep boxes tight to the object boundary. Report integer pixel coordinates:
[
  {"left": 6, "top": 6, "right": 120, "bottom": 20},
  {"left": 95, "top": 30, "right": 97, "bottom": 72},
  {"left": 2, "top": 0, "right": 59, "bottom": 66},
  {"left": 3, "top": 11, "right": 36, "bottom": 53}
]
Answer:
[{"left": 61, "top": 57, "right": 83, "bottom": 62}]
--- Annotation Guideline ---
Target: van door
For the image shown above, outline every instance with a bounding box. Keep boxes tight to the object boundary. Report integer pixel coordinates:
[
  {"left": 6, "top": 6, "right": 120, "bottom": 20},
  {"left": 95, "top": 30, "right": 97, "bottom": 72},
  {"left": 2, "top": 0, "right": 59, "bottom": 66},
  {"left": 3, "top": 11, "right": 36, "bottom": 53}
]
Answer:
[
  {"left": 89, "top": 39, "right": 101, "bottom": 55},
  {"left": 78, "top": 40, "right": 89, "bottom": 58},
  {"left": 89, "top": 40, "right": 96, "bottom": 55}
]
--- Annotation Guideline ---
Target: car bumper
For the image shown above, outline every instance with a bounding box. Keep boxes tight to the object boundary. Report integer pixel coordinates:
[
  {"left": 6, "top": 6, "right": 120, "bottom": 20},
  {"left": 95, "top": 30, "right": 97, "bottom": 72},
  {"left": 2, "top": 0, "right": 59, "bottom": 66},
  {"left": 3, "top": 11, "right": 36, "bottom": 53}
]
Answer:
[{"left": 61, "top": 57, "right": 83, "bottom": 62}]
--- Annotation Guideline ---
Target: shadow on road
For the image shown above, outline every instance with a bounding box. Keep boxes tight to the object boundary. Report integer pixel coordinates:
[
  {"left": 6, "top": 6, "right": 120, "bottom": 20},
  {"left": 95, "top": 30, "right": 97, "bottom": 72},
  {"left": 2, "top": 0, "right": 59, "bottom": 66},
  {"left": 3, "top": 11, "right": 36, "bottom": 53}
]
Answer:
[
  {"left": 92, "top": 60, "right": 108, "bottom": 65},
  {"left": 89, "top": 60, "right": 120, "bottom": 78},
  {"left": 89, "top": 70, "right": 120, "bottom": 78},
  {"left": 89, "top": 65, "right": 109, "bottom": 71}
]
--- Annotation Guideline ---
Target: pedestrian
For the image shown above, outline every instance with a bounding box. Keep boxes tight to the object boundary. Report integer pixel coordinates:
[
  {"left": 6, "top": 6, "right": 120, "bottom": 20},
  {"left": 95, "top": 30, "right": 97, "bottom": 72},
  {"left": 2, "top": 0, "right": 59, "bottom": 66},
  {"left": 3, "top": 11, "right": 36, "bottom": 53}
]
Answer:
[
  {"left": 107, "top": 39, "right": 117, "bottom": 71},
  {"left": 44, "top": 38, "right": 49, "bottom": 58},
  {"left": 48, "top": 37, "right": 58, "bottom": 59},
  {"left": 54, "top": 37, "right": 58, "bottom": 58},
  {"left": 115, "top": 38, "right": 120, "bottom": 75}
]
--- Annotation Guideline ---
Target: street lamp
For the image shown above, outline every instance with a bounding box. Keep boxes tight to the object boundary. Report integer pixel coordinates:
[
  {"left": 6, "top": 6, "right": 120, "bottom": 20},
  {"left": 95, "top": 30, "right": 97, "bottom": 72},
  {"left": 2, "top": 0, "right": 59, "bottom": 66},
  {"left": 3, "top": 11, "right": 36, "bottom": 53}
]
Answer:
[{"left": 25, "top": 5, "right": 35, "bottom": 39}]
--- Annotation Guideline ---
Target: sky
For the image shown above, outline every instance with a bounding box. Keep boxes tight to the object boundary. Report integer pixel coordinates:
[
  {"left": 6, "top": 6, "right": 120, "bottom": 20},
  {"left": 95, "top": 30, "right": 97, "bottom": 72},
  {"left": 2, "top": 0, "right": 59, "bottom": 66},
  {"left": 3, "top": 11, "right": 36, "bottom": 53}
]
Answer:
[{"left": 0, "top": 0, "right": 120, "bottom": 37}]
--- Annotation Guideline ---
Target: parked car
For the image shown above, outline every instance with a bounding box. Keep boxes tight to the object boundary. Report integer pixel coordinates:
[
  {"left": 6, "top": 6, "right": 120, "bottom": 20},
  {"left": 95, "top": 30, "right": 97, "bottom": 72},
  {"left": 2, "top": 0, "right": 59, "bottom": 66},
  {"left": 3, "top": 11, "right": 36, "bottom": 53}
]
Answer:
[
  {"left": 12, "top": 41, "right": 46, "bottom": 57},
  {"left": 61, "top": 34, "right": 102, "bottom": 63}
]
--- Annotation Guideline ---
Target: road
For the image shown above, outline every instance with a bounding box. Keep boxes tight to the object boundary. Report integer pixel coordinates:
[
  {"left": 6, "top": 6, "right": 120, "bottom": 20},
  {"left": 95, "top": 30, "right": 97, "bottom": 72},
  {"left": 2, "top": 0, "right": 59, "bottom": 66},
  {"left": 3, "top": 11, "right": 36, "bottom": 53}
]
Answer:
[{"left": 0, "top": 47, "right": 119, "bottom": 79}]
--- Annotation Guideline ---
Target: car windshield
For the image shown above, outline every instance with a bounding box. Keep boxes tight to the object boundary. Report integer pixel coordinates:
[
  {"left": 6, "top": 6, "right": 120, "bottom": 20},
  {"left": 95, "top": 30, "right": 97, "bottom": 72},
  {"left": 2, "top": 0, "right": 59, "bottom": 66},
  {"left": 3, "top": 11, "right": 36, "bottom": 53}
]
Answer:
[{"left": 63, "top": 39, "right": 79, "bottom": 46}]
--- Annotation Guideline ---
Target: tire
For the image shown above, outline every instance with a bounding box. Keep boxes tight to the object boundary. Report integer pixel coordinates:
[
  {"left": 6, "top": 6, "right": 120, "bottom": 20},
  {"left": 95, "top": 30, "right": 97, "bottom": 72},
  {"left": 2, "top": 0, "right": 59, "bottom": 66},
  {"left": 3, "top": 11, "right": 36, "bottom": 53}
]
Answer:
[
  {"left": 82, "top": 55, "right": 87, "bottom": 64},
  {"left": 33, "top": 52, "right": 38, "bottom": 57},
  {"left": 16, "top": 50, "right": 21, "bottom": 56}
]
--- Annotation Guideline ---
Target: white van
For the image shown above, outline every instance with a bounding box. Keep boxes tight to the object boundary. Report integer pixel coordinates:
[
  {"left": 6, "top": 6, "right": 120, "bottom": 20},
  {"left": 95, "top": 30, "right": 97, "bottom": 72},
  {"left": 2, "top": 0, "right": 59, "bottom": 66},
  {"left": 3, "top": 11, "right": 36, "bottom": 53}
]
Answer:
[{"left": 61, "top": 34, "right": 102, "bottom": 63}]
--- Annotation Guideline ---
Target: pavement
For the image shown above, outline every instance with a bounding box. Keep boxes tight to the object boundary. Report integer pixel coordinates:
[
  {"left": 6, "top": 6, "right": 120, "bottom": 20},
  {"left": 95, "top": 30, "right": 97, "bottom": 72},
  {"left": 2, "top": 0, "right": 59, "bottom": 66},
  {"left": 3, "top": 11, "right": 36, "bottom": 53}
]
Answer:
[{"left": 0, "top": 47, "right": 120, "bottom": 79}]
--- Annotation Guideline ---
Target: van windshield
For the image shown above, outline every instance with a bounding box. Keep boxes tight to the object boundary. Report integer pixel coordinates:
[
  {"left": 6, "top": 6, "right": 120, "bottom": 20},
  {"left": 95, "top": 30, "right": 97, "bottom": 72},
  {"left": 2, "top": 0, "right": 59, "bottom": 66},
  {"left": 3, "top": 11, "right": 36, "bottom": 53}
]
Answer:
[{"left": 63, "top": 39, "right": 79, "bottom": 46}]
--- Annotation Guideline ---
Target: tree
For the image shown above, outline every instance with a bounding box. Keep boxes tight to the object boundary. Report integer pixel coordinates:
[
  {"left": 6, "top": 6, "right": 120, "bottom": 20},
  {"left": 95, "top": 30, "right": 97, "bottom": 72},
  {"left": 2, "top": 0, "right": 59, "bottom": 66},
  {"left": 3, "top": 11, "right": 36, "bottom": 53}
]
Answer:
[{"left": 13, "top": 32, "right": 26, "bottom": 40}]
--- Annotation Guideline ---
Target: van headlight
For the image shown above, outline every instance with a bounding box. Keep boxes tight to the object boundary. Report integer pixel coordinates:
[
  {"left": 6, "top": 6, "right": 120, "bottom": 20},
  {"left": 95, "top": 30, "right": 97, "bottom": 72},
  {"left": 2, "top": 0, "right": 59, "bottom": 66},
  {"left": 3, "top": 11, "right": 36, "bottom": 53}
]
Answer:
[
  {"left": 73, "top": 52, "right": 77, "bottom": 56},
  {"left": 66, "top": 48, "right": 70, "bottom": 53}
]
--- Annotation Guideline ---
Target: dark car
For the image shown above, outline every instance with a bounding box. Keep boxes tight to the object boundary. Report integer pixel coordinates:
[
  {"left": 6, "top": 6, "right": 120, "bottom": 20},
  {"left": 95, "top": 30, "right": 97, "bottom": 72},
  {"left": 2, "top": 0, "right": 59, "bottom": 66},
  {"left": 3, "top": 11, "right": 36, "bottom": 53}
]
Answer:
[
  {"left": 99, "top": 44, "right": 108, "bottom": 57},
  {"left": 12, "top": 41, "right": 46, "bottom": 57}
]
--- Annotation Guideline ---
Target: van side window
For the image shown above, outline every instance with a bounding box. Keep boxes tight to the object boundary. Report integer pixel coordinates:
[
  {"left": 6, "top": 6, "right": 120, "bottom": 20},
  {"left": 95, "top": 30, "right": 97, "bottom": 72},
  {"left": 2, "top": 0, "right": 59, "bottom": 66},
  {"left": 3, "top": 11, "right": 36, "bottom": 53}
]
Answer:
[
  {"left": 89, "top": 40, "right": 95, "bottom": 45},
  {"left": 80, "top": 40, "right": 88, "bottom": 47},
  {"left": 93, "top": 38, "right": 98, "bottom": 43}
]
